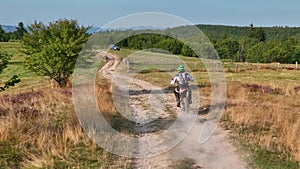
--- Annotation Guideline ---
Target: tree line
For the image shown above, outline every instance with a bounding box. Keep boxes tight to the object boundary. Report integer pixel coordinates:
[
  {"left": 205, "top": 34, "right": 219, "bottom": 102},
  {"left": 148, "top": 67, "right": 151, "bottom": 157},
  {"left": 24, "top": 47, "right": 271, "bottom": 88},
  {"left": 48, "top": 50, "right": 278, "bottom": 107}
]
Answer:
[{"left": 114, "top": 24, "right": 300, "bottom": 63}]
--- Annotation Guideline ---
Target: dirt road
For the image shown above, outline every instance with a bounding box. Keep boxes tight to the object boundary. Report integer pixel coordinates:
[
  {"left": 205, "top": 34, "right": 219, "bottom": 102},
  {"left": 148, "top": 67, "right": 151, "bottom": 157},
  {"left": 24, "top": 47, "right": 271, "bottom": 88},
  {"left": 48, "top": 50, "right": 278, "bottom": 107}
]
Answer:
[{"left": 98, "top": 51, "right": 249, "bottom": 169}]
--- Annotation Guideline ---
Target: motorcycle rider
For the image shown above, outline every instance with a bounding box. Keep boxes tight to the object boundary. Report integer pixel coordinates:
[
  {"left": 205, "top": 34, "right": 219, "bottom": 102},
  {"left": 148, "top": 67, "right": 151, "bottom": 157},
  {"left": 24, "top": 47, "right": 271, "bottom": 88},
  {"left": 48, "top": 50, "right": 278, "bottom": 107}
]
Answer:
[{"left": 170, "top": 65, "right": 194, "bottom": 107}]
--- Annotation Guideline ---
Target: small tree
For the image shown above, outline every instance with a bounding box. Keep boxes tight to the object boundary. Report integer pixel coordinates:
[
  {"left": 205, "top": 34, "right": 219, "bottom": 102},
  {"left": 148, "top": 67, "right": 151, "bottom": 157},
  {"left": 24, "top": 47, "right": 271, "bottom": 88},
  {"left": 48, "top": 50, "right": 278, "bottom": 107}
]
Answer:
[
  {"left": 14, "top": 22, "right": 27, "bottom": 40},
  {"left": 21, "top": 19, "right": 90, "bottom": 87},
  {"left": 0, "top": 52, "right": 21, "bottom": 91}
]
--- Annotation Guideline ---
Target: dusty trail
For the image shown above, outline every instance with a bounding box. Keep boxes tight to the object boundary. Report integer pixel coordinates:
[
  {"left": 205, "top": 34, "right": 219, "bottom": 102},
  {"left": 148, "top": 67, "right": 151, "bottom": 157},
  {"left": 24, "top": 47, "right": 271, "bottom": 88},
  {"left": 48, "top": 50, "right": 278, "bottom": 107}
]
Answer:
[{"left": 98, "top": 51, "right": 249, "bottom": 169}]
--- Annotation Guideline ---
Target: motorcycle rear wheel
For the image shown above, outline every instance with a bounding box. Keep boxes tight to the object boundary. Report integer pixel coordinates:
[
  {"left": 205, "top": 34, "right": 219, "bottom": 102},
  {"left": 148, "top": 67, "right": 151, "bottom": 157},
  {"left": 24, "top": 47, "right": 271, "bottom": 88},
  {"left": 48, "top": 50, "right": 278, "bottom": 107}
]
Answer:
[{"left": 182, "top": 97, "right": 189, "bottom": 113}]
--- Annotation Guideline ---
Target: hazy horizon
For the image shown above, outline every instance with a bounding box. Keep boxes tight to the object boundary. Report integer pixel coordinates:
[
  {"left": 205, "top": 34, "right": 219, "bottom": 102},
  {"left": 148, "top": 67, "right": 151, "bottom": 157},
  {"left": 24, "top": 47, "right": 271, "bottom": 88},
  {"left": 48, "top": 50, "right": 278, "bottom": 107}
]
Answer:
[{"left": 1, "top": 0, "right": 300, "bottom": 28}]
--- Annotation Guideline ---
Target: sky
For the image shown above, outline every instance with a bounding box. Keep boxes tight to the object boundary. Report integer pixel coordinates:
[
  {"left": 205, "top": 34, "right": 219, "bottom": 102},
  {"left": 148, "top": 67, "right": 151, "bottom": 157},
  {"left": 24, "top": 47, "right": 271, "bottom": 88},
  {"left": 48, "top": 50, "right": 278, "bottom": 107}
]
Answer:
[{"left": 1, "top": 0, "right": 300, "bottom": 27}]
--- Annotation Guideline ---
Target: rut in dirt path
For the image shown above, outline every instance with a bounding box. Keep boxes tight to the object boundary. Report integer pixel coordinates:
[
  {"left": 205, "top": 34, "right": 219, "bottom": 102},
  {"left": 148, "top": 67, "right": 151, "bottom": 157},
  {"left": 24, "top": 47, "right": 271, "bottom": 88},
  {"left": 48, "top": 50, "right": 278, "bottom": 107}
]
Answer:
[{"left": 98, "top": 51, "right": 250, "bottom": 169}]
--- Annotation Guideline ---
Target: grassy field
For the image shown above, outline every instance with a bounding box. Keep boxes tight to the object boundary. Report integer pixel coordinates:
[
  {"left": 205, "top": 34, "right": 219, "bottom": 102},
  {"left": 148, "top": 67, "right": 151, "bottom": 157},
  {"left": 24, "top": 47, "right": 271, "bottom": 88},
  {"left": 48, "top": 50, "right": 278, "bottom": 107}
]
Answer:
[
  {"left": 1, "top": 42, "right": 299, "bottom": 168},
  {"left": 0, "top": 42, "right": 49, "bottom": 93}
]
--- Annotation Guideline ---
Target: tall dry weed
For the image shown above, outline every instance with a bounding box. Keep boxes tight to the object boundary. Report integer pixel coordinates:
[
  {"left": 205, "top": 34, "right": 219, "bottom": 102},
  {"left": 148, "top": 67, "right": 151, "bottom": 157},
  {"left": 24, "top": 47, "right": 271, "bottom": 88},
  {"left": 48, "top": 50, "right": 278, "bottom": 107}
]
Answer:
[{"left": 224, "top": 83, "right": 300, "bottom": 162}]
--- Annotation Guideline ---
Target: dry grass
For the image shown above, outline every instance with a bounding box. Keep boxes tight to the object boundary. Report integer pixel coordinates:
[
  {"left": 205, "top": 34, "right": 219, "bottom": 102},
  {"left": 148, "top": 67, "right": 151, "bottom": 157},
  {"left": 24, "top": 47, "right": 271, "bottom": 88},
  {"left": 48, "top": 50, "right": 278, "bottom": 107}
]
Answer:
[
  {"left": 95, "top": 77, "right": 116, "bottom": 115},
  {"left": 94, "top": 76, "right": 136, "bottom": 134},
  {"left": 0, "top": 87, "right": 131, "bottom": 168},
  {"left": 224, "top": 82, "right": 300, "bottom": 163}
]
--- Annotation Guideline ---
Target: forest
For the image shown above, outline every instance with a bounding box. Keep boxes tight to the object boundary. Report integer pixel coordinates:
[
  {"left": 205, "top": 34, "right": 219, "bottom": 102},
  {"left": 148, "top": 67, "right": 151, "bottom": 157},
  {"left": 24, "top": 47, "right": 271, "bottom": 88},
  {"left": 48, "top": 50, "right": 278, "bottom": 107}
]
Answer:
[{"left": 114, "top": 24, "right": 300, "bottom": 63}]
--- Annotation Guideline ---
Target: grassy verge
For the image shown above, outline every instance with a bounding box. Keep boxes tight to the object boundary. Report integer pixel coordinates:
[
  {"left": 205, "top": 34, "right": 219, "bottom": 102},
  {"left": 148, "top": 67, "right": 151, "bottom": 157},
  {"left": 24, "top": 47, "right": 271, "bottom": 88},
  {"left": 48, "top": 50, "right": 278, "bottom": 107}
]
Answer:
[
  {"left": 222, "top": 79, "right": 299, "bottom": 168},
  {"left": 95, "top": 76, "right": 137, "bottom": 135},
  {"left": 248, "top": 144, "right": 298, "bottom": 169},
  {"left": 222, "top": 114, "right": 299, "bottom": 169},
  {"left": 0, "top": 88, "right": 132, "bottom": 168}
]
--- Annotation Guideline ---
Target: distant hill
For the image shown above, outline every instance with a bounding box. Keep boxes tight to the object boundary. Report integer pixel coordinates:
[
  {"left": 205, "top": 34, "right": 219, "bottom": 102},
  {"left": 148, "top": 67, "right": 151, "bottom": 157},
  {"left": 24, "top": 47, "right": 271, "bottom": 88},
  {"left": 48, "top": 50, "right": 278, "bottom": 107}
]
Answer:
[
  {"left": 90, "top": 24, "right": 300, "bottom": 40},
  {"left": 3, "top": 23, "right": 300, "bottom": 40},
  {"left": 87, "top": 27, "right": 101, "bottom": 34},
  {"left": 164, "top": 24, "right": 300, "bottom": 41},
  {"left": 1, "top": 24, "right": 101, "bottom": 34},
  {"left": 1, "top": 25, "right": 16, "bottom": 32},
  {"left": 195, "top": 24, "right": 300, "bottom": 40}
]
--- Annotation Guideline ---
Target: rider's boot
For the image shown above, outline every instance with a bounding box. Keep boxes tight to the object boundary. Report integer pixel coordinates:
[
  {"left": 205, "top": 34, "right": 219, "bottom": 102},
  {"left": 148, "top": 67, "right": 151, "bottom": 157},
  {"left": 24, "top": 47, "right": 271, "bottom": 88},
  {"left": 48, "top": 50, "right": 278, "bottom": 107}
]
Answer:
[{"left": 177, "top": 101, "right": 181, "bottom": 108}]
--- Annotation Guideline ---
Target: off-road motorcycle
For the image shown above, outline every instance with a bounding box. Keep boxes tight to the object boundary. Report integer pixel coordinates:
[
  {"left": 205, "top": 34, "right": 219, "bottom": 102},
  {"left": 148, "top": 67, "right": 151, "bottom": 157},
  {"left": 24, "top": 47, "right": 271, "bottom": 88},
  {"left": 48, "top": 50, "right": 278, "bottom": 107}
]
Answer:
[{"left": 175, "top": 86, "right": 191, "bottom": 113}]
